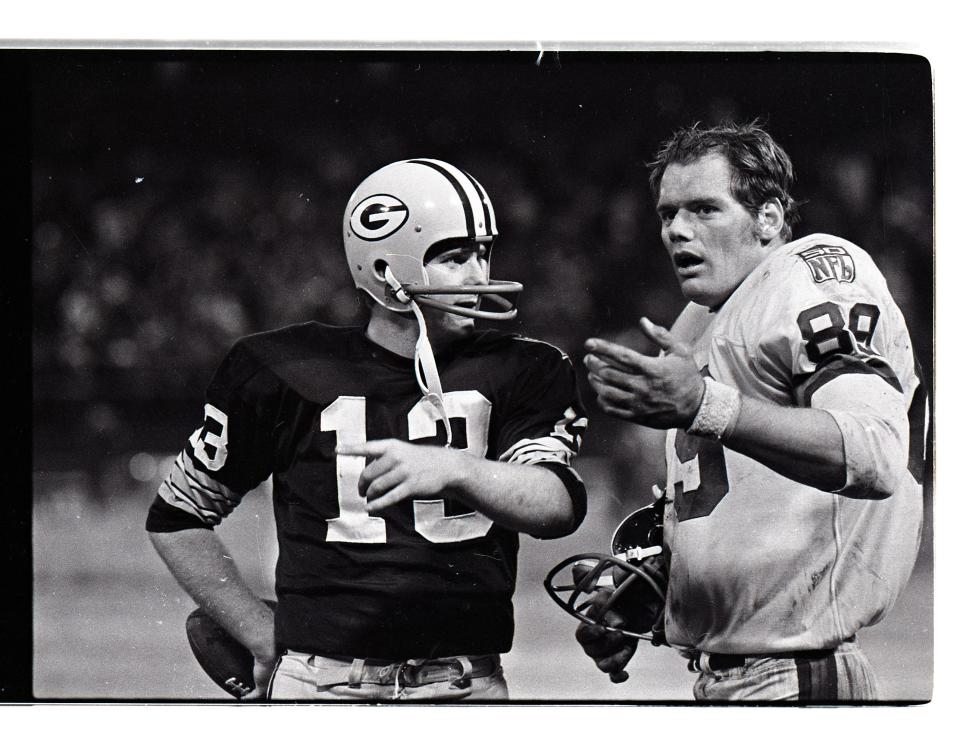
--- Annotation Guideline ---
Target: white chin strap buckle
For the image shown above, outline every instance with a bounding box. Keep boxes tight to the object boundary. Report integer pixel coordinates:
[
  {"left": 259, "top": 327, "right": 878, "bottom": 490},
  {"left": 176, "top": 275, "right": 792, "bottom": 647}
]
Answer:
[{"left": 384, "top": 268, "right": 413, "bottom": 305}]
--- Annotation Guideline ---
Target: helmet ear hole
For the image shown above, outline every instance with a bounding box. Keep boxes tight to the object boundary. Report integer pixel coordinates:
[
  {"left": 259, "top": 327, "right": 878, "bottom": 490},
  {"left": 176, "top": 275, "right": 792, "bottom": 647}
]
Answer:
[{"left": 373, "top": 259, "right": 388, "bottom": 281}]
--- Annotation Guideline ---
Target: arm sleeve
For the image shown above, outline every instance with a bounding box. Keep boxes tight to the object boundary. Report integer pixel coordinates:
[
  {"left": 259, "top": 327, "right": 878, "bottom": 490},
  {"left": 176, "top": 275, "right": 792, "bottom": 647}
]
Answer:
[
  {"left": 800, "top": 355, "right": 910, "bottom": 498},
  {"left": 753, "top": 239, "right": 919, "bottom": 498},
  {"left": 495, "top": 342, "right": 589, "bottom": 529},
  {"left": 146, "top": 339, "right": 280, "bottom": 532}
]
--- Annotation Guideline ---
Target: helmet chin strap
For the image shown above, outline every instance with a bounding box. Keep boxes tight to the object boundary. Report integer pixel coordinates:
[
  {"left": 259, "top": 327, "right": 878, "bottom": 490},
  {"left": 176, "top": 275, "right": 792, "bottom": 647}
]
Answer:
[{"left": 383, "top": 266, "right": 453, "bottom": 448}]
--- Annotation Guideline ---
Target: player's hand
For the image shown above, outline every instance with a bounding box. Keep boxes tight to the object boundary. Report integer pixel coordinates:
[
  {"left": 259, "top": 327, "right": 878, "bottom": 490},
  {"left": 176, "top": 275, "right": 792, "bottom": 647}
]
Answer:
[
  {"left": 575, "top": 587, "right": 639, "bottom": 683},
  {"left": 245, "top": 650, "right": 279, "bottom": 700},
  {"left": 243, "top": 609, "right": 279, "bottom": 700},
  {"left": 584, "top": 317, "right": 705, "bottom": 429},
  {"left": 337, "top": 439, "right": 466, "bottom": 512}
]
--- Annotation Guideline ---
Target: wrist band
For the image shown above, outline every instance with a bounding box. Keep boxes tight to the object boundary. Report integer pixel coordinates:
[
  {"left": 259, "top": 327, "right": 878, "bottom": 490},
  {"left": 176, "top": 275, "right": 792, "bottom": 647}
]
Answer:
[{"left": 687, "top": 378, "right": 742, "bottom": 441}]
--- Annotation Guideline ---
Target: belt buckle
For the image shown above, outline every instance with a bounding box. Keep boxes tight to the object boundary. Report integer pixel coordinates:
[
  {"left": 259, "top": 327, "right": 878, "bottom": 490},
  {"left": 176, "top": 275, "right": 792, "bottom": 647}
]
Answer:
[
  {"left": 393, "top": 660, "right": 416, "bottom": 699},
  {"left": 694, "top": 651, "right": 726, "bottom": 677},
  {"left": 700, "top": 652, "right": 716, "bottom": 676},
  {"left": 396, "top": 656, "right": 474, "bottom": 692},
  {"left": 449, "top": 656, "right": 473, "bottom": 689}
]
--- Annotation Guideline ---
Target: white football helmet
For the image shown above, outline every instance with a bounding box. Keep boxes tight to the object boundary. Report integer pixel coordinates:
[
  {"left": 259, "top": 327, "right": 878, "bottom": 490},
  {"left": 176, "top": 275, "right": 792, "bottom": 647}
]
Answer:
[
  {"left": 343, "top": 158, "right": 522, "bottom": 320},
  {"left": 544, "top": 497, "right": 668, "bottom": 644}
]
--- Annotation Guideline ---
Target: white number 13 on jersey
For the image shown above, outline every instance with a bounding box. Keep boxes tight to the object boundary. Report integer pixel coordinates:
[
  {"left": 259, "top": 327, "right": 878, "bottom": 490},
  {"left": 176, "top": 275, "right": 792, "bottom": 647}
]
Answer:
[{"left": 321, "top": 391, "right": 494, "bottom": 544}]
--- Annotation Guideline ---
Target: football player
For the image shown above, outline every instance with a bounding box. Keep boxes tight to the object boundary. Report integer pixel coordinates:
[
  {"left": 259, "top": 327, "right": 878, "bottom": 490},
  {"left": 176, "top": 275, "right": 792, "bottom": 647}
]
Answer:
[
  {"left": 146, "top": 159, "right": 588, "bottom": 701},
  {"left": 575, "top": 122, "right": 925, "bottom": 701}
]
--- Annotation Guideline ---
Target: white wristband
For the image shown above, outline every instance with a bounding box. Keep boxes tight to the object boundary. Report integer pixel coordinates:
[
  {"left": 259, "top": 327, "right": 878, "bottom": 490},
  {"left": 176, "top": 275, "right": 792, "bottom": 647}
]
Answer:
[{"left": 687, "top": 377, "right": 742, "bottom": 441}]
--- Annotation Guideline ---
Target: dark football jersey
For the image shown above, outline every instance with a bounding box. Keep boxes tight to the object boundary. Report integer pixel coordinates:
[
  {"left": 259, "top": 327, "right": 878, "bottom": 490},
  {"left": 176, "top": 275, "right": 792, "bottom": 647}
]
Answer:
[{"left": 150, "top": 323, "right": 587, "bottom": 659}]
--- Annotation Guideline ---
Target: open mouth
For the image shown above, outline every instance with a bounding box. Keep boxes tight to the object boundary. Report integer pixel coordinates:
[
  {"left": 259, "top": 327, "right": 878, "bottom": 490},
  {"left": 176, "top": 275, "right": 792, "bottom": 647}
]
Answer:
[{"left": 673, "top": 252, "right": 704, "bottom": 273}]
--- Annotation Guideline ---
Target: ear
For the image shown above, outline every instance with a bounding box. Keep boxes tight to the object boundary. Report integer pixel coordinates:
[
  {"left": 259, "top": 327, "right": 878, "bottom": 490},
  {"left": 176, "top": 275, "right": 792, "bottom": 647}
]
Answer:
[{"left": 757, "top": 199, "right": 785, "bottom": 244}]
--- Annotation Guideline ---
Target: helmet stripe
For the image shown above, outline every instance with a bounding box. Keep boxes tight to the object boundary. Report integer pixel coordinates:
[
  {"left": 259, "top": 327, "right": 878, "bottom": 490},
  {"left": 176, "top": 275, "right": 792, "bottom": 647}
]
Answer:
[
  {"left": 463, "top": 171, "right": 494, "bottom": 238},
  {"left": 408, "top": 158, "right": 476, "bottom": 238}
]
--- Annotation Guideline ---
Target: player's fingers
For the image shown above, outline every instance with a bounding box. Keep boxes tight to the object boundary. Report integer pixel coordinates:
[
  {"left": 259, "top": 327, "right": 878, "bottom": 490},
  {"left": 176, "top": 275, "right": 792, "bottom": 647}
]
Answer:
[
  {"left": 584, "top": 354, "right": 636, "bottom": 383},
  {"left": 586, "top": 362, "right": 647, "bottom": 393},
  {"left": 341, "top": 438, "right": 409, "bottom": 458},
  {"left": 363, "top": 469, "right": 405, "bottom": 502},
  {"left": 575, "top": 621, "right": 605, "bottom": 644},
  {"left": 595, "top": 652, "right": 633, "bottom": 677},
  {"left": 587, "top": 371, "right": 637, "bottom": 399},
  {"left": 579, "top": 588, "right": 614, "bottom": 620},
  {"left": 639, "top": 317, "right": 690, "bottom": 357},
  {"left": 571, "top": 560, "right": 601, "bottom": 587},
  {"left": 583, "top": 353, "right": 633, "bottom": 377},
  {"left": 577, "top": 624, "right": 630, "bottom": 659},
  {"left": 575, "top": 623, "right": 614, "bottom": 655},
  {"left": 356, "top": 455, "right": 400, "bottom": 495},
  {"left": 611, "top": 564, "right": 635, "bottom": 586},
  {"left": 591, "top": 635, "right": 638, "bottom": 675},
  {"left": 336, "top": 440, "right": 388, "bottom": 457},
  {"left": 364, "top": 483, "right": 412, "bottom": 513},
  {"left": 361, "top": 452, "right": 400, "bottom": 478},
  {"left": 584, "top": 338, "right": 653, "bottom": 372}
]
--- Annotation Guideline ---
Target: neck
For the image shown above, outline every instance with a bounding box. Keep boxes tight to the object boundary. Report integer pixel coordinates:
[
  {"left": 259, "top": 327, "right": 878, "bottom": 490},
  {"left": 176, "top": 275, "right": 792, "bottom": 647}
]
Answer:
[{"left": 365, "top": 306, "right": 420, "bottom": 358}]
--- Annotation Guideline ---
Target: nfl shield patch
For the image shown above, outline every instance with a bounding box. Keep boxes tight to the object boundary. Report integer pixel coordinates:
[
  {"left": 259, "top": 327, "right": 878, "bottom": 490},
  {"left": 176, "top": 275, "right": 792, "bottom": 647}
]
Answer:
[{"left": 799, "top": 245, "right": 856, "bottom": 284}]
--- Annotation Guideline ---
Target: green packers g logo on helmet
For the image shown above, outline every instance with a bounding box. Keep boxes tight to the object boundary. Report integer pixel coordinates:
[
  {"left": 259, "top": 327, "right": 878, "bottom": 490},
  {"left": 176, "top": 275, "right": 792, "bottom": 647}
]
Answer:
[{"left": 349, "top": 194, "right": 409, "bottom": 241}]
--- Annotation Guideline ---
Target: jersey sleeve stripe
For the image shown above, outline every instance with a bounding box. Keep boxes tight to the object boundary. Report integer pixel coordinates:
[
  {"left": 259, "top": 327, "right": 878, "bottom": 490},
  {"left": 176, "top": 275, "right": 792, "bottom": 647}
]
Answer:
[
  {"left": 164, "top": 475, "right": 235, "bottom": 517},
  {"left": 508, "top": 448, "right": 573, "bottom": 466},
  {"left": 158, "top": 450, "right": 242, "bottom": 523},
  {"left": 179, "top": 454, "right": 243, "bottom": 502},
  {"left": 157, "top": 480, "right": 223, "bottom": 525},
  {"left": 500, "top": 436, "right": 575, "bottom": 465},
  {"left": 796, "top": 353, "right": 904, "bottom": 407},
  {"left": 499, "top": 407, "right": 587, "bottom": 463}
]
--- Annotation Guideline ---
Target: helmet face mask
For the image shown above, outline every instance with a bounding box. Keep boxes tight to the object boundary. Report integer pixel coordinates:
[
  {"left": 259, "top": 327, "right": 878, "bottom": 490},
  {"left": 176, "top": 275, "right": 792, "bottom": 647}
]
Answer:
[
  {"left": 544, "top": 498, "right": 669, "bottom": 643},
  {"left": 343, "top": 158, "right": 522, "bottom": 320}
]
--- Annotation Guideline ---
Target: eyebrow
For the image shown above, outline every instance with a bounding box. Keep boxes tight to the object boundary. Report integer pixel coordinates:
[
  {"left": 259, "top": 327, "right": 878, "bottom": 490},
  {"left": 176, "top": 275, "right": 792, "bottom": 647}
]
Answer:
[
  {"left": 433, "top": 243, "right": 487, "bottom": 260},
  {"left": 656, "top": 196, "right": 723, "bottom": 215}
]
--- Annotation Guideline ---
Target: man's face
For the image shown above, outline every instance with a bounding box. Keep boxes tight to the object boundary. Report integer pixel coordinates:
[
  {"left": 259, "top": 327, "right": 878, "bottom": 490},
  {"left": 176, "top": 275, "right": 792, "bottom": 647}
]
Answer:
[
  {"left": 656, "top": 152, "right": 768, "bottom": 308},
  {"left": 421, "top": 240, "right": 490, "bottom": 342}
]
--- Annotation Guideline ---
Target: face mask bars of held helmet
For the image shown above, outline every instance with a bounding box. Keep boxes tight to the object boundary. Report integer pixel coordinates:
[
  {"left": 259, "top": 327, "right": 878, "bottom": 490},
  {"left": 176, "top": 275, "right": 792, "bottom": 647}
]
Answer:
[{"left": 543, "top": 544, "right": 667, "bottom": 643}]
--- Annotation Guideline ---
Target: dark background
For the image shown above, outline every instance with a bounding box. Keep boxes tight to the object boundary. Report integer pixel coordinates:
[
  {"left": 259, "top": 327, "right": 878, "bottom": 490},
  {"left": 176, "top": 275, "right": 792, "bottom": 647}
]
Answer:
[{"left": 22, "top": 50, "right": 934, "bottom": 701}]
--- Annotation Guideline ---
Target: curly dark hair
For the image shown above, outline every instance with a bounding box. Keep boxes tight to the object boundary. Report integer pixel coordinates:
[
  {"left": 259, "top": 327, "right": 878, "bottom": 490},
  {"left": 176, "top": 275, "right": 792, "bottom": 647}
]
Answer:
[{"left": 648, "top": 120, "right": 801, "bottom": 241}]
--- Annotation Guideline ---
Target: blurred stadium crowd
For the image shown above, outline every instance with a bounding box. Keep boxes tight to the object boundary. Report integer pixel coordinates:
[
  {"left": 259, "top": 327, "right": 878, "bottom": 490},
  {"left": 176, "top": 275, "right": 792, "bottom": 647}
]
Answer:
[{"left": 30, "top": 53, "right": 933, "bottom": 503}]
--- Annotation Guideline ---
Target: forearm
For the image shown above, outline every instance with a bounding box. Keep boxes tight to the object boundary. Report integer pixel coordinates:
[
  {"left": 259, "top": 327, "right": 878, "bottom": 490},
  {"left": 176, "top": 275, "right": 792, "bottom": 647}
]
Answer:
[
  {"left": 148, "top": 528, "right": 275, "bottom": 657},
  {"left": 448, "top": 456, "right": 576, "bottom": 537},
  {"left": 720, "top": 394, "right": 848, "bottom": 493}
]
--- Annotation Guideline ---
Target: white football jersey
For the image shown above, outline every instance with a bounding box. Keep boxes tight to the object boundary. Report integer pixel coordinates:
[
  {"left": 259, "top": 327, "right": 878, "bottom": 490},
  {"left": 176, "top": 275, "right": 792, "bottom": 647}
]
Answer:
[{"left": 662, "top": 233, "right": 925, "bottom": 654}]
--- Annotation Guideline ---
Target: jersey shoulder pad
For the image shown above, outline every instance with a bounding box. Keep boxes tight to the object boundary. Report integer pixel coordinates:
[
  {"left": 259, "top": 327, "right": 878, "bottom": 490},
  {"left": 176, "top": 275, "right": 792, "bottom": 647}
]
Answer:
[
  {"left": 744, "top": 234, "right": 888, "bottom": 324},
  {"left": 467, "top": 329, "right": 573, "bottom": 365},
  {"left": 779, "top": 233, "right": 885, "bottom": 293},
  {"left": 742, "top": 235, "right": 900, "bottom": 383},
  {"left": 235, "top": 321, "right": 363, "bottom": 365},
  {"left": 215, "top": 322, "right": 364, "bottom": 393}
]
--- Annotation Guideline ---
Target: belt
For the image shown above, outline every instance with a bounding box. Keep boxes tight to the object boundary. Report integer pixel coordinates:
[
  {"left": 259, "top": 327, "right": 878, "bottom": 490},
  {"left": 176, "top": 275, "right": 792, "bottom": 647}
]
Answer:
[
  {"left": 360, "top": 655, "right": 500, "bottom": 689},
  {"left": 303, "top": 653, "right": 501, "bottom": 690},
  {"left": 693, "top": 644, "right": 847, "bottom": 673}
]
